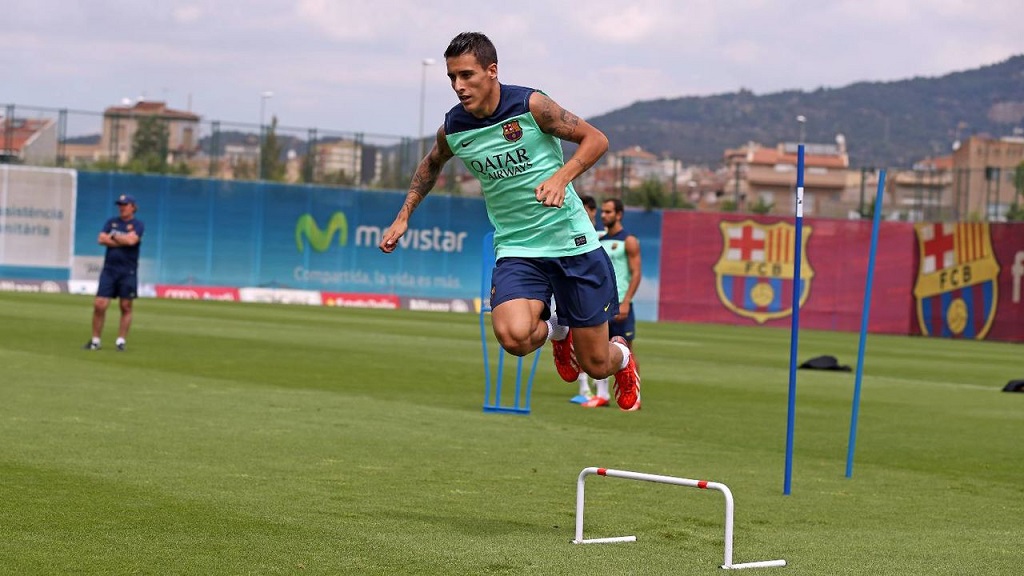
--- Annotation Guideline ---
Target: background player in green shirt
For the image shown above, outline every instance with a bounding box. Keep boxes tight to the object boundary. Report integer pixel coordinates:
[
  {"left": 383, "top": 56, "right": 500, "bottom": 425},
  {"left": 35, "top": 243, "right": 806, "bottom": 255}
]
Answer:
[
  {"left": 379, "top": 32, "right": 640, "bottom": 411},
  {"left": 571, "top": 194, "right": 599, "bottom": 404},
  {"left": 579, "top": 198, "right": 643, "bottom": 408}
]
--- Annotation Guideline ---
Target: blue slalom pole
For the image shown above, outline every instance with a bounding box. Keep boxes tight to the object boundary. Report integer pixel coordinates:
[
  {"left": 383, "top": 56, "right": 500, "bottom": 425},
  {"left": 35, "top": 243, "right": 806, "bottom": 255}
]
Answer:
[
  {"left": 783, "top": 145, "right": 806, "bottom": 496},
  {"left": 846, "top": 169, "right": 886, "bottom": 478}
]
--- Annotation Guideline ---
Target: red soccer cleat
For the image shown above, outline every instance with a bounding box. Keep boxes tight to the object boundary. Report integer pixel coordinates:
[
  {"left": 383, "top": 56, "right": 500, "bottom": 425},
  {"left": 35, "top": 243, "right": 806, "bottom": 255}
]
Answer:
[
  {"left": 551, "top": 330, "right": 581, "bottom": 382},
  {"left": 580, "top": 396, "right": 610, "bottom": 408},
  {"left": 611, "top": 336, "right": 641, "bottom": 411}
]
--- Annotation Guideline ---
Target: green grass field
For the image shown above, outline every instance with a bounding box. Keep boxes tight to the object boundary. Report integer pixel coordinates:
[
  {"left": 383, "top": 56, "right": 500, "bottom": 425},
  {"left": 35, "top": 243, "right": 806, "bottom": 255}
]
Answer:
[{"left": 0, "top": 292, "right": 1021, "bottom": 575}]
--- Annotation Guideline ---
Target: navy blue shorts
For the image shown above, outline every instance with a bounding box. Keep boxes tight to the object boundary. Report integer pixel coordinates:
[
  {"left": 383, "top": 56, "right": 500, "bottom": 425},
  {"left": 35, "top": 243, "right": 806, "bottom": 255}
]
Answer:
[
  {"left": 609, "top": 307, "right": 636, "bottom": 341},
  {"left": 97, "top": 267, "right": 138, "bottom": 300},
  {"left": 490, "top": 248, "right": 619, "bottom": 328}
]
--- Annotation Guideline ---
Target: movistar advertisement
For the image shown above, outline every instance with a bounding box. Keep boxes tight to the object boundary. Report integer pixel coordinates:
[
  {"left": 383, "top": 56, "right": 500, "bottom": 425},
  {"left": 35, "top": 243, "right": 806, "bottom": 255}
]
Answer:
[
  {"left": 73, "top": 173, "right": 492, "bottom": 299},
  {"left": 71, "top": 173, "right": 665, "bottom": 321}
]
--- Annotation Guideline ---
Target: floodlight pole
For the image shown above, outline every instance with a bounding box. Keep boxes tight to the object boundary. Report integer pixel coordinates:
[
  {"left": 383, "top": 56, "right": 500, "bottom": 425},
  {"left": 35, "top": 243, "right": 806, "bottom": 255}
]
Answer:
[
  {"left": 418, "top": 58, "right": 436, "bottom": 161},
  {"left": 259, "top": 91, "right": 273, "bottom": 180}
]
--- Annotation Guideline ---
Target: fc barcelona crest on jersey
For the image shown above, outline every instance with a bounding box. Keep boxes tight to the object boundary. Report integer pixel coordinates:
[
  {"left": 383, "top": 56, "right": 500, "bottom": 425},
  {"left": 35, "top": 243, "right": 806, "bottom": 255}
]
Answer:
[
  {"left": 502, "top": 120, "right": 523, "bottom": 142},
  {"left": 713, "top": 220, "right": 814, "bottom": 324},
  {"left": 913, "top": 222, "right": 999, "bottom": 339}
]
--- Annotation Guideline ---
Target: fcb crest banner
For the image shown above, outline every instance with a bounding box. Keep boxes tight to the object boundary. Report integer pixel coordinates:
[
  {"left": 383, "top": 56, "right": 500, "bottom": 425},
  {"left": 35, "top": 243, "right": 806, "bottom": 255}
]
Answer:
[
  {"left": 913, "top": 222, "right": 999, "bottom": 339},
  {"left": 659, "top": 211, "right": 917, "bottom": 334},
  {"left": 713, "top": 220, "right": 813, "bottom": 324}
]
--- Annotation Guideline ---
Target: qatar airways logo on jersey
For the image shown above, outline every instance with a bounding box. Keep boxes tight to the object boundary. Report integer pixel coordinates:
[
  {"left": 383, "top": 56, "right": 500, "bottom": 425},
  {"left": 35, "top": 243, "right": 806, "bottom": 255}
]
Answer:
[{"left": 468, "top": 147, "right": 534, "bottom": 180}]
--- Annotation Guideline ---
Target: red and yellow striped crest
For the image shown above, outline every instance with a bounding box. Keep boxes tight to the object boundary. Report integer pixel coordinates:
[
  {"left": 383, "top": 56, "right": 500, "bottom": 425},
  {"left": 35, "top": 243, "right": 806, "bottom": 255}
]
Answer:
[
  {"left": 713, "top": 220, "right": 814, "bottom": 324},
  {"left": 913, "top": 222, "right": 1000, "bottom": 339}
]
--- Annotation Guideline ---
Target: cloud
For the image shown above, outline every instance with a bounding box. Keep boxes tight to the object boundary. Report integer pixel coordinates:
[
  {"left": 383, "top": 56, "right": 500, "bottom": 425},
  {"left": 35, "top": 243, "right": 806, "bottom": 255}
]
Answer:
[
  {"left": 172, "top": 4, "right": 203, "bottom": 24},
  {"left": 3, "top": 0, "right": 1022, "bottom": 138},
  {"left": 574, "top": 6, "right": 662, "bottom": 44},
  {"left": 296, "top": 0, "right": 385, "bottom": 42}
]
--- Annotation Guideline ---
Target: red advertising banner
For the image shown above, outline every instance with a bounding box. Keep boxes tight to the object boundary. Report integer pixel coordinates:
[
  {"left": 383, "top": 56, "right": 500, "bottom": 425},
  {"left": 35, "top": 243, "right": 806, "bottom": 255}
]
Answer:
[
  {"left": 991, "top": 223, "right": 1024, "bottom": 342},
  {"left": 156, "top": 285, "right": 241, "bottom": 302},
  {"left": 659, "top": 212, "right": 917, "bottom": 335}
]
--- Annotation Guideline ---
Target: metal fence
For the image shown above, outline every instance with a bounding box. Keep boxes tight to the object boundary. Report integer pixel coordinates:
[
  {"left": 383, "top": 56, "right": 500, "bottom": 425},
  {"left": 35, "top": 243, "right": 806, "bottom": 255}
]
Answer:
[
  {"left": 3, "top": 102, "right": 1021, "bottom": 220},
  {"left": 0, "top": 102, "right": 427, "bottom": 190}
]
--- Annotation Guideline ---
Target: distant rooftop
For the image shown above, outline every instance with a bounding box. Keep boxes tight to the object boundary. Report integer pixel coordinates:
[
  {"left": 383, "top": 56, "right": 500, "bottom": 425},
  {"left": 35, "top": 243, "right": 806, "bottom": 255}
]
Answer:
[
  {"left": 0, "top": 117, "right": 55, "bottom": 154},
  {"left": 103, "top": 100, "right": 199, "bottom": 121}
]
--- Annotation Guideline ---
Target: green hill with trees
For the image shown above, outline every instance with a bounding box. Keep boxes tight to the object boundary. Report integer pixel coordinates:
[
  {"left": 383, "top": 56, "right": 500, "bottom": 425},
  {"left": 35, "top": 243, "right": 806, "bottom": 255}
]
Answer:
[{"left": 588, "top": 54, "right": 1024, "bottom": 169}]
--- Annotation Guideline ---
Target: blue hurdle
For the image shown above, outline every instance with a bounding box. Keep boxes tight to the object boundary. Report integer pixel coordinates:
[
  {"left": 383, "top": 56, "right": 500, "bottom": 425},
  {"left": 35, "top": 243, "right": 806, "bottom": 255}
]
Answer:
[{"left": 480, "top": 231, "right": 540, "bottom": 414}]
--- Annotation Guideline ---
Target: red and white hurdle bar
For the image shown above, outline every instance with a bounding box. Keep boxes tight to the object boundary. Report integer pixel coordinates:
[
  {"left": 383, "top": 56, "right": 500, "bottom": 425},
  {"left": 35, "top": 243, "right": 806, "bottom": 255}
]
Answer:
[{"left": 573, "top": 467, "right": 786, "bottom": 570}]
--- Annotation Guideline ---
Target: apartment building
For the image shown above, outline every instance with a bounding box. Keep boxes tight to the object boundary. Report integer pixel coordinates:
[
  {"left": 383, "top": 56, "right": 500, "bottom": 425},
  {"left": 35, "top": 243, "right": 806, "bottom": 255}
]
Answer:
[
  {"left": 725, "top": 139, "right": 849, "bottom": 216},
  {"left": 580, "top": 145, "right": 691, "bottom": 200},
  {"left": 100, "top": 100, "right": 200, "bottom": 164},
  {"left": 888, "top": 156, "right": 955, "bottom": 221},
  {"left": 951, "top": 135, "right": 1024, "bottom": 220},
  {"left": 314, "top": 139, "right": 383, "bottom": 185}
]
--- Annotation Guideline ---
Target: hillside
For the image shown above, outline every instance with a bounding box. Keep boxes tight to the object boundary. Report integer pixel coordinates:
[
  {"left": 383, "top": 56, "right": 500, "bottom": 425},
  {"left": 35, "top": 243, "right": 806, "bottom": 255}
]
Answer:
[{"left": 587, "top": 55, "right": 1024, "bottom": 169}]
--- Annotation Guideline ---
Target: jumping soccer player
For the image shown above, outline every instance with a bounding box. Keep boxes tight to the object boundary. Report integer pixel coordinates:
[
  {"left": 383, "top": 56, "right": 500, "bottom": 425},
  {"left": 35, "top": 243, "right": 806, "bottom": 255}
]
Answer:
[{"left": 379, "top": 31, "right": 640, "bottom": 411}]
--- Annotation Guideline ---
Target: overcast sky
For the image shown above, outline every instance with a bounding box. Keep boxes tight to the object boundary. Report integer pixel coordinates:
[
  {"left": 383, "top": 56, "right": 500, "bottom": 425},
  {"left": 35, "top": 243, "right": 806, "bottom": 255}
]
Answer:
[{"left": 5, "top": 0, "right": 1023, "bottom": 141}]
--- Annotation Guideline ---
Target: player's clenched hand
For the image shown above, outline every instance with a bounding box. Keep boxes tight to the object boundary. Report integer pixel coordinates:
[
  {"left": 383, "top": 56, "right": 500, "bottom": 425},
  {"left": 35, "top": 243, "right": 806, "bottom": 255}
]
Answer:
[
  {"left": 534, "top": 179, "right": 566, "bottom": 208},
  {"left": 614, "top": 301, "right": 630, "bottom": 322},
  {"left": 379, "top": 220, "right": 408, "bottom": 253}
]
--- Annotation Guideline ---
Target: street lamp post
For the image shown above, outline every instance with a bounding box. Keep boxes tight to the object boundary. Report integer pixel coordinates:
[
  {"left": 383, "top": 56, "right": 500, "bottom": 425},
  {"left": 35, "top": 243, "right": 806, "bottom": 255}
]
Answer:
[
  {"left": 259, "top": 91, "right": 273, "bottom": 179},
  {"left": 418, "top": 58, "right": 436, "bottom": 161},
  {"left": 859, "top": 166, "right": 868, "bottom": 218},
  {"left": 796, "top": 115, "right": 806, "bottom": 143}
]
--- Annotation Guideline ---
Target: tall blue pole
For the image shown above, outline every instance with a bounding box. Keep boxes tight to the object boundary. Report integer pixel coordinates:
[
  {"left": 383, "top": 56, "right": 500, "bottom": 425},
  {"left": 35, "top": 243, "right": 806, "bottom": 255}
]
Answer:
[
  {"left": 846, "top": 169, "right": 886, "bottom": 478},
  {"left": 783, "top": 145, "right": 806, "bottom": 496}
]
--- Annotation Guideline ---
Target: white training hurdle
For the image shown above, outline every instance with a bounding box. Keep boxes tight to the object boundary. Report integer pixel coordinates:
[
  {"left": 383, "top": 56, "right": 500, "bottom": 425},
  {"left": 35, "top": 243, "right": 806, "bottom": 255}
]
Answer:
[{"left": 572, "top": 467, "right": 787, "bottom": 570}]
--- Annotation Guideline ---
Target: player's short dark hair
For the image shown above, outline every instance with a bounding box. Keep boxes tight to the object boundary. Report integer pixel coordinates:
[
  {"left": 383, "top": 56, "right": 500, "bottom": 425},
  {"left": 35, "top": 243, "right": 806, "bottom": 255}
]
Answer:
[
  {"left": 580, "top": 195, "right": 597, "bottom": 211},
  {"left": 445, "top": 32, "right": 498, "bottom": 68},
  {"left": 602, "top": 198, "right": 624, "bottom": 214}
]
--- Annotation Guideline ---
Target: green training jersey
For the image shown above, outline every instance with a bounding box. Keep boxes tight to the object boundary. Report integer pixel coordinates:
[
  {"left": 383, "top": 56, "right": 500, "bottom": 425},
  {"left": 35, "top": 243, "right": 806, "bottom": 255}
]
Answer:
[
  {"left": 600, "top": 229, "right": 633, "bottom": 301},
  {"left": 444, "top": 84, "right": 599, "bottom": 259}
]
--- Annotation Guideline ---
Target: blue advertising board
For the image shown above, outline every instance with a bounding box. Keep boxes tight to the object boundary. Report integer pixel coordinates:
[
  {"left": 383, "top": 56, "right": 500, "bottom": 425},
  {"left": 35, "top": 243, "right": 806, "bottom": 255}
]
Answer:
[{"left": 73, "top": 173, "right": 662, "bottom": 319}]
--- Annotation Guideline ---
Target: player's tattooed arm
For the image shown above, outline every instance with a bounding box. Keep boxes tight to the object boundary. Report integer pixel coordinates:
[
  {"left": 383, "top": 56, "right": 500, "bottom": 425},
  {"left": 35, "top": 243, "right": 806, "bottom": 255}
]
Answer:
[
  {"left": 380, "top": 126, "right": 455, "bottom": 252},
  {"left": 534, "top": 92, "right": 582, "bottom": 142},
  {"left": 399, "top": 126, "right": 455, "bottom": 219},
  {"left": 530, "top": 91, "right": 608, "bottom": 180}
]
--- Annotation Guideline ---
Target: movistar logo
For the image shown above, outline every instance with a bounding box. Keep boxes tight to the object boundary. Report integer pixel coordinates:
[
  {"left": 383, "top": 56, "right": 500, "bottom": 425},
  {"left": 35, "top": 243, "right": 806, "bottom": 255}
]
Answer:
[
  {"left": 296, "top": 212, "right": 348, "bottom": 252},
  {"left": 296, "top": 211, "right": 467, "bottom": 253}
]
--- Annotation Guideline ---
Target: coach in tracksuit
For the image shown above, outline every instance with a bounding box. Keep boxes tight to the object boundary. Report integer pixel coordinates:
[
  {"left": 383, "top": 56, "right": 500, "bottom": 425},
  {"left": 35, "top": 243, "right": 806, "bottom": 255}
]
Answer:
[{"left": 83, "top": 193, "right": 144, "bottom": 352}]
